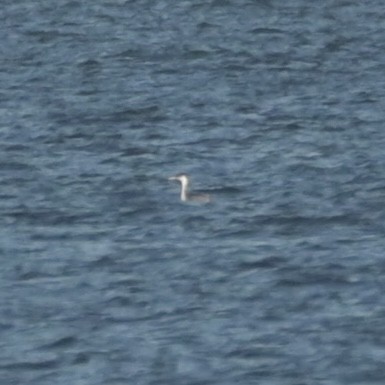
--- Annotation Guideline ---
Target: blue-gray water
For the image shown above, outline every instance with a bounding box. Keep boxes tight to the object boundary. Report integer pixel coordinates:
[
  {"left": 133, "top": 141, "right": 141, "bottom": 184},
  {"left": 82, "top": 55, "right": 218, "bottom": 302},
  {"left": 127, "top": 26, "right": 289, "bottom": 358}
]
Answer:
[{"left": 2, "top": 1, "right": 385, "bottom": 384}]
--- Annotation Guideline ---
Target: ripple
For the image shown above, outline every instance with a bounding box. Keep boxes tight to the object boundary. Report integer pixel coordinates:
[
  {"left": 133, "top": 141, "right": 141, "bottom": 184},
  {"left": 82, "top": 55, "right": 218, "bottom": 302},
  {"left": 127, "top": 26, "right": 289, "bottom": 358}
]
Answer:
[
  {"left": 237, "top": 256, "right": 286, "bottom": 271},
  {"left": 39, "top": 336, "right": 77, "bottom": 350},
  {"left": 0, "top": 357, "right": 59, "bottom": 371}
]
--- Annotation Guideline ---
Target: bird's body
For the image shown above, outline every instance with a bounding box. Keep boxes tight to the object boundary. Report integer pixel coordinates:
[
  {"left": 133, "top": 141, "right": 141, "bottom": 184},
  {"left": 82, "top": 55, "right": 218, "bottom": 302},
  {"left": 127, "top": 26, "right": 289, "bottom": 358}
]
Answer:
[{"left": 168, "top": 174, "right": 210, "bottom": 203}]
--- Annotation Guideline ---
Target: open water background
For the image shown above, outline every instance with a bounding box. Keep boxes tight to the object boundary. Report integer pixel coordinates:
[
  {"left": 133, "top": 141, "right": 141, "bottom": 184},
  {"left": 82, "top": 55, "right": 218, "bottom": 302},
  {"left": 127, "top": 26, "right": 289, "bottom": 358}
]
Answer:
[{"left": 2, "top": 1, "right": 385, "bottom": 384}]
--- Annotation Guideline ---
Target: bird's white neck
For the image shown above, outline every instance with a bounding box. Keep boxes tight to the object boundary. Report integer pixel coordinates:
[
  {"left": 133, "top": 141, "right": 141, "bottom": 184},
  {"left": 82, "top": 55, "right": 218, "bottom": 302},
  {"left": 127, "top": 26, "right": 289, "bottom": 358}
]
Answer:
[{"left": 180, "top": 178, "right": 189, "bottom": 201}]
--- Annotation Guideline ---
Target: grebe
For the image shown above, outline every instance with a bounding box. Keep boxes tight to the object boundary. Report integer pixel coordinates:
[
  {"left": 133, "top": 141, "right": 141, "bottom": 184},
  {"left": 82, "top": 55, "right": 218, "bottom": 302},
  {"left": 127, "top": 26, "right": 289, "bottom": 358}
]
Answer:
[{"left": 168, "top": 174, "right": 210, "bottom": 203}]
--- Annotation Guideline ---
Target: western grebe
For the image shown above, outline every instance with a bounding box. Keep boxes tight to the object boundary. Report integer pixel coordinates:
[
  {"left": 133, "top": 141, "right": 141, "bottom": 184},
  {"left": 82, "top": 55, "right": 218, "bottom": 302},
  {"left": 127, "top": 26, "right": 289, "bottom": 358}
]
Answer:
[{"left": 168, "top": 174, "right": 210, "bottom": 203}]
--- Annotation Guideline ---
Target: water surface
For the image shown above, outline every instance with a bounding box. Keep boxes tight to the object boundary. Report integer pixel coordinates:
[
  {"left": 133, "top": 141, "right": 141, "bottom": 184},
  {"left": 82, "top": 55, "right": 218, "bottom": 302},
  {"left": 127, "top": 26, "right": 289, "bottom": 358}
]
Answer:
[{"left": 2, "top": 1, "right": 385, "bottom": 384}]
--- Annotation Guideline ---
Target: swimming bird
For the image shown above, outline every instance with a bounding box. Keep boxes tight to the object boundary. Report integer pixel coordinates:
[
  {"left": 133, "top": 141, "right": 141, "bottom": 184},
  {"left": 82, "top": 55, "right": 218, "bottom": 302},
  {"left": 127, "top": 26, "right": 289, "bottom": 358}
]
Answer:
[{"left": 168, "top": 174, "right": 210, "bottom": 203}]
